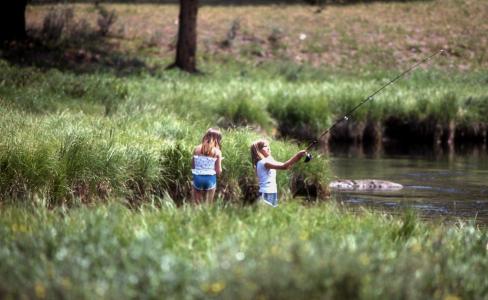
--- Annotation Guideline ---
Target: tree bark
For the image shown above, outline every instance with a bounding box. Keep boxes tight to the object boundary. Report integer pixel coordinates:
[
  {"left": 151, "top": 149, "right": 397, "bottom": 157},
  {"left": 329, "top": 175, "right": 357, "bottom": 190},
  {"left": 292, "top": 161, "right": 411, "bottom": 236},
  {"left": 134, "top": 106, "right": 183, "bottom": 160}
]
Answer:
[
  {"left": 0, "top": 0, "right": 28, "bottom": 43},
  {"left": 171, "top": 0, "right": 199, "bottom": 73}
]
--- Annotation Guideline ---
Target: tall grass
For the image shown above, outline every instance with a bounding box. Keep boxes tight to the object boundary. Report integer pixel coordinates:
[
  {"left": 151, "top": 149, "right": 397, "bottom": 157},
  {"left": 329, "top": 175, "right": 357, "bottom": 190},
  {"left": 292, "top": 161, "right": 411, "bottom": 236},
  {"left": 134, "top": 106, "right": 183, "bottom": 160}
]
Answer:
[
  {"left": 0, "top": 202, "right": 487, "bottom": 299},
  {"left": 0, "top": 105, "right": 329, "bottom": 205},
  {"left": 148, "top": 63, "right": 487, "bottom": 145}
]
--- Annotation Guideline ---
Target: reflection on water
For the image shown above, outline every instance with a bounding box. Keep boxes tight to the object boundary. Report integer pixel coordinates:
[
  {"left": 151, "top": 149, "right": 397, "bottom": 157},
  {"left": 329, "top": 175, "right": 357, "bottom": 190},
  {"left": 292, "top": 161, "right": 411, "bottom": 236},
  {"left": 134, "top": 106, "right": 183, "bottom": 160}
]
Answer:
[{"left": 328, "top": 143, "right": 488, "bottom": 224}]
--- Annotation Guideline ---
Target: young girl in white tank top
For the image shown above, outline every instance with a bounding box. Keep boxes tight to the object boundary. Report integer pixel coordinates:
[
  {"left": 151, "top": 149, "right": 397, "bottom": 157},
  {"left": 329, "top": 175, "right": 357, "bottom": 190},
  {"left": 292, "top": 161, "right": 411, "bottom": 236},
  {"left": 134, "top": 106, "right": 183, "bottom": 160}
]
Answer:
[{"left": 250, "top": 139, "right": 306, "bottom": 207}]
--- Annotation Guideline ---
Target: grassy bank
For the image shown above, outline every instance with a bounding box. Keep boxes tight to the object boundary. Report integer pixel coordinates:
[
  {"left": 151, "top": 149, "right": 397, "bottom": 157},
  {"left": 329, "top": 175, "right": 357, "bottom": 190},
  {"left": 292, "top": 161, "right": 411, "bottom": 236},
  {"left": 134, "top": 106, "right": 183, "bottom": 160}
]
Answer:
[
  {"left": 1, "top": 202, "right": 487, "bottom": 299},
  {"left": 1, "top": 56, "right": 487, "bottom": 203}
]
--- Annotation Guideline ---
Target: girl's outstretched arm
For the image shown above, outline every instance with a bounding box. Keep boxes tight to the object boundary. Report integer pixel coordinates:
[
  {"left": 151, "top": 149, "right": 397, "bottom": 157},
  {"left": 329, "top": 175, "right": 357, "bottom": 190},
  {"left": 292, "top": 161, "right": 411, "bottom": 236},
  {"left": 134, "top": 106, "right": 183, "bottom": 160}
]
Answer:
[{"left": 265, "top": 150, "right": 307, "bottom": 170}]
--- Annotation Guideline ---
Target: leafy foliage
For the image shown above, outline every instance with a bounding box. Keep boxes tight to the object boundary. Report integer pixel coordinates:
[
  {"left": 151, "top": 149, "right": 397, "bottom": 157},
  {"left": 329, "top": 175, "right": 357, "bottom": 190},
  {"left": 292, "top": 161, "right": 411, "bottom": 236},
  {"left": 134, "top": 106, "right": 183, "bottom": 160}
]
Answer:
[{"left": 1, "top": 203, "right": 487, "bottom": 299}]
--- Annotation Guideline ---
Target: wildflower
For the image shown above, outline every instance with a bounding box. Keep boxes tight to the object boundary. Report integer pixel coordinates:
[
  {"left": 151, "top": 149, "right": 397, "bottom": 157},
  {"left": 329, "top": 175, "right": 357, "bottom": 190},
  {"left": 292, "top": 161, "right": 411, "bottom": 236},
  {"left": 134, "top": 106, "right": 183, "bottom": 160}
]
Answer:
[
  {"left": 235, "top": 251, "right": 245, "bottom": 261},
  {"left": 299, "top": 33, "right": 307, "bottom": 40},
  {"left": 359, "top": 254, "right": 370, "bottom": 266},
  {"left": 410, "top": 242, "right": 422, "bottom": 254},
  {"left": 11, "top": 224, "right": 29, "bottom": 233},
  {"left": 202, "top": 282, "right": 226, "bottom": 295},
  {"left": 210, "top": 282, "right": 225, "bottom": 294},
  {"left": 61, "top": 278, "right": 72, "bottom": 289},
  {"left": 35, "top": 282, "right": 46, "bottom": 299}
]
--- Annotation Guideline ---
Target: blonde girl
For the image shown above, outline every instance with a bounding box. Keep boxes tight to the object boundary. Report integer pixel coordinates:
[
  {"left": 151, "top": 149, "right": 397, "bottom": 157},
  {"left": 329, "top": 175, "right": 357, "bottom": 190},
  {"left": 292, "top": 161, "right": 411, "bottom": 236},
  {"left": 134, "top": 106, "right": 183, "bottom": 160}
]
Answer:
[
  {"left": 191, "top": 128, "right": 223, "bottom": 203},
  {"left": 250, "top": 139, "right": 306, "bottom": 207}
]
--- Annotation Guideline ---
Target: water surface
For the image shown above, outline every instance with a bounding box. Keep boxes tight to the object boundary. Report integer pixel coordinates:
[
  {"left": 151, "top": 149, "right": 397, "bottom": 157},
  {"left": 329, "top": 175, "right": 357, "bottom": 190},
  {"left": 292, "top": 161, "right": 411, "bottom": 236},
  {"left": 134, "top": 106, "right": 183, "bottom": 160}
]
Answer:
[{"left": 329, "top": 146, "right": 488, "bottom": 224}]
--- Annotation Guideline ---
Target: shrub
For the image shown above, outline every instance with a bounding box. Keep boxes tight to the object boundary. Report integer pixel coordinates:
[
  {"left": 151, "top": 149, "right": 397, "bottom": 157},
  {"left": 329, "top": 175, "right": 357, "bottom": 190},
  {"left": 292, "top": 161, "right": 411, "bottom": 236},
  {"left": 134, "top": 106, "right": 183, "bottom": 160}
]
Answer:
[
  {"left": 220, "top": 19, "right": 240, "bottom": 49},
  {"left": 41, "top": 5, "right": 74, "bottom": 43},
  {"left": 96, "top": 6, "right": 118, "bottom": 36},
  {"left": 268, "top": 27, "right": 287, "bottom": 54}
]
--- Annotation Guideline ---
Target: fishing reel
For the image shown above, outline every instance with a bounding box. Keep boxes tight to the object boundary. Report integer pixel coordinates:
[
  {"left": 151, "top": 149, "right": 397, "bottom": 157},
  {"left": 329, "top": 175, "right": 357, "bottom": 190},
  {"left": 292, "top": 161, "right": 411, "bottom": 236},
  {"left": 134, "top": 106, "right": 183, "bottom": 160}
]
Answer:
[{"left": 304, "top": 152, "right": 312, "bottom": 163}]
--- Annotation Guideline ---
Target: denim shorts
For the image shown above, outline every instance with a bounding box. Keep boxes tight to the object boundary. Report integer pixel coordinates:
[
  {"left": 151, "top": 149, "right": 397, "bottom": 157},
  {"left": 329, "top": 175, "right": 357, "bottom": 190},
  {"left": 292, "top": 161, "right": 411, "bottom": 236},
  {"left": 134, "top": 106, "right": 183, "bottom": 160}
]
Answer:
[
  {"left": 192, "top": 174, "right": 217, "bottom": 191},
  {"left": 260, "top": 193, "right": 278, "bottom": 207}
]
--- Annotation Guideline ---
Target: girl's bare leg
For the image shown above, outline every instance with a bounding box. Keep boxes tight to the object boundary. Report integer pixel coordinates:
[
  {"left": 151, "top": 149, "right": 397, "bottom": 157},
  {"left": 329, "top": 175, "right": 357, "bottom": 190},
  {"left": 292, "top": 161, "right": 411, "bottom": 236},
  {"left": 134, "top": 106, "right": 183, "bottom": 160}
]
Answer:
[
  {"left": 192, "top": 188, "right": 202, "bottom": 204},
  {"left": 205, "top": 188, "right": 216, "bottom": 203}
]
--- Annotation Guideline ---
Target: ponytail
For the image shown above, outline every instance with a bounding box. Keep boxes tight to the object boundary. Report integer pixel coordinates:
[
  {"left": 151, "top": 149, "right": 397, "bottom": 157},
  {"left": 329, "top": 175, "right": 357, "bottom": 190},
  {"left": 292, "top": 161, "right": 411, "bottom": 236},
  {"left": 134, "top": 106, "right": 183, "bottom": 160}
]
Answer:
[{"left": 250, "top": 139, "right": 267, "bottom": 168}]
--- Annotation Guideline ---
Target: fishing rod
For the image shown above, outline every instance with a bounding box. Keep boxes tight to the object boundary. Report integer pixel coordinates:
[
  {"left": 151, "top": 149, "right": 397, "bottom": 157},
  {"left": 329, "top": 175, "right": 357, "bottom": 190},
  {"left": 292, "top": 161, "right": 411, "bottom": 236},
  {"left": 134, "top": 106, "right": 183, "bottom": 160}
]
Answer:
[{"left": 304, "top": 49, "right": 444, "bottom": 163}]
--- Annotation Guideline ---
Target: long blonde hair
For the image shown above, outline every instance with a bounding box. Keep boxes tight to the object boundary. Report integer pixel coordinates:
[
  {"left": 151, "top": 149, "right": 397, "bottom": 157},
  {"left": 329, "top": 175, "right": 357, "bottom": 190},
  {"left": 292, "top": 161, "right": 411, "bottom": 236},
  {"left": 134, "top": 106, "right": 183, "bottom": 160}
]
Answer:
[
  {"left": 250, "top": 139, "right": 268, "bottom": 168},
  {"left": 200, "top": 128, "right": 222, "bottom": 156}
]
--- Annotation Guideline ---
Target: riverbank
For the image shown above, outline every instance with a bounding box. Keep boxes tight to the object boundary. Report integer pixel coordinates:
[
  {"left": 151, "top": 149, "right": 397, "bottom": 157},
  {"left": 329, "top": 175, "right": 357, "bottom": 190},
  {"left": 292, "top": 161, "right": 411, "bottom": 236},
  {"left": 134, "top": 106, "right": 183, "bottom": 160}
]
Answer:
[{"left": 3, "top": 59, "right": 487, "bottom": 204}]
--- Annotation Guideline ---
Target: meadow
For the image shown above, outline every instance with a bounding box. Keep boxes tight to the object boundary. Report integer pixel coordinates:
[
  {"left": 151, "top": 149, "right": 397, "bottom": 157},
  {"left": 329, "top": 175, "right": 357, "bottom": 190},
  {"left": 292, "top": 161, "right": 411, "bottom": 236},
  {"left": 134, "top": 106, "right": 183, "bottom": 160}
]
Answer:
[{"left": 1, "top": 0, "right": 488, "bottom": 298}]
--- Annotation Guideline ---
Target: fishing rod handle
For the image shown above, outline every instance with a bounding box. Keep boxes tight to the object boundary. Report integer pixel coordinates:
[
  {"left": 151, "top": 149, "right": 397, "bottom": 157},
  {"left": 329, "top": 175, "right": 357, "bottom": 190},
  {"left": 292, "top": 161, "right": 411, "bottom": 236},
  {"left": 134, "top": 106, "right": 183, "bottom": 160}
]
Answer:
[{"left": 306, "top": 140, "right": 318, "bottom": 151}]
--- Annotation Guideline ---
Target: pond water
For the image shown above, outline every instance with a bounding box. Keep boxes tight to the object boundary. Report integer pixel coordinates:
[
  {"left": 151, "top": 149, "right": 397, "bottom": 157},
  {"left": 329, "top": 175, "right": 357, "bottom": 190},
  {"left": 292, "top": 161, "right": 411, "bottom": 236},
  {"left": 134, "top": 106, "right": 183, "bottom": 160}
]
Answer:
[{"left": 328, "top": 145, "right": 488, "bottom": 224}]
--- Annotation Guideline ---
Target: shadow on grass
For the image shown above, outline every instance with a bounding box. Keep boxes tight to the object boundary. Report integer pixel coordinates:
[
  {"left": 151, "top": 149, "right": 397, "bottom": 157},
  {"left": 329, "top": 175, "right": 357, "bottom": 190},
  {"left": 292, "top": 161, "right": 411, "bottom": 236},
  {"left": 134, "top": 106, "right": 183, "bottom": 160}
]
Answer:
[{"left": 0, "top": 34, "right": 159, "bottom": 76}]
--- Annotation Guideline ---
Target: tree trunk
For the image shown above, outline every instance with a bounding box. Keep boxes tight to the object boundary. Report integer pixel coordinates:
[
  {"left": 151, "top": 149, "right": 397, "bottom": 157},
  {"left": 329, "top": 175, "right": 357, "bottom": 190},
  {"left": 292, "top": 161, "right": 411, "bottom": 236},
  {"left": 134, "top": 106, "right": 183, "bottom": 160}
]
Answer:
[
  {"left": 171, "top": 0, "right": 199, "bottom": 73},
  {"left": 0, "top": 0, "right": 28, "bottom": 43}
]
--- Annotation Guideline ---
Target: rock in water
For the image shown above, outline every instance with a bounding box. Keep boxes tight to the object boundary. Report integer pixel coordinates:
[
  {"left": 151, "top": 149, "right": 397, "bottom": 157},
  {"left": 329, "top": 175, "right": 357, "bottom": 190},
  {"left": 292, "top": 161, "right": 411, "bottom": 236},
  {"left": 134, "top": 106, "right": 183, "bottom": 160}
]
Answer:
[{"left": 329, "top": 179, "right": 403, "bottom": 191}]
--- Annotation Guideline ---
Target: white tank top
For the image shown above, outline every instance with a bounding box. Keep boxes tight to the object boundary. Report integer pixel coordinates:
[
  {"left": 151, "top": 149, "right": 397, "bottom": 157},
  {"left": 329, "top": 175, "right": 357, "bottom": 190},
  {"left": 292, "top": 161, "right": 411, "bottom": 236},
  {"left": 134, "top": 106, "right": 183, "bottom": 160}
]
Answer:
[
  {"left": 256, "top": 157, "right": 277, "bottom": 193},
  {"left": 192, "top": 155, "right": 217, "bottom": 175}
]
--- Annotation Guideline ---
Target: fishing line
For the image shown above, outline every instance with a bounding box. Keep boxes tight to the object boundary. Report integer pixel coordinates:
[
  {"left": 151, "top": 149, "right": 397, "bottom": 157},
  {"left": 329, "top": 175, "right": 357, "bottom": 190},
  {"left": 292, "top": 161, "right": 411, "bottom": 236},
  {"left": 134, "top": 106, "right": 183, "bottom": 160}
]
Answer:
[{"left": 304, "top": 49, "right": 444, "bottom": 162}]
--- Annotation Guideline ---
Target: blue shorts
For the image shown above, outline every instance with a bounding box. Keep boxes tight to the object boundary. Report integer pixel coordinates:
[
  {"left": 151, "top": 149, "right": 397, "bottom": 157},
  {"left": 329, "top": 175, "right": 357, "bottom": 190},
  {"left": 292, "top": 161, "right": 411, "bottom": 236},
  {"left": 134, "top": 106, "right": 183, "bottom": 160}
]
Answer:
[
  {"left": 192, "top": 174, "right": 217, "bottom": 191},
  {"left": 260, "top": 193, "right": 278, "bottom": 207}
]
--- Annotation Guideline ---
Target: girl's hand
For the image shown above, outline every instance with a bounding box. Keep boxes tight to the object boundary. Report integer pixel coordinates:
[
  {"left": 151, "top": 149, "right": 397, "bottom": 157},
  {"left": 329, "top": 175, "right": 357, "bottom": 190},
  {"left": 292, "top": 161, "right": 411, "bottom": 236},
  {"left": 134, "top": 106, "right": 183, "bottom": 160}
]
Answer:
[{"left": 297, "top": 150, "right": 307, "bottom": 158}]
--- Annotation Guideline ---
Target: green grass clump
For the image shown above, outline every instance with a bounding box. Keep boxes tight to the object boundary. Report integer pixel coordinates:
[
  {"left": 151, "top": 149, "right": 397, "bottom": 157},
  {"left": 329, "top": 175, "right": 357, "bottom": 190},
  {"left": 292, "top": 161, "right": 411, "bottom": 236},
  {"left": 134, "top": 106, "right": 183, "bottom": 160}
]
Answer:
[
  {"left": 215, "top": 90, "right": 273, "bottom": 131},
  {"left": 0, "top": 203, "right": 487, "bottom": 299},
  {"left": 267, "top": 88, "right": 331, "bottom": 140}
]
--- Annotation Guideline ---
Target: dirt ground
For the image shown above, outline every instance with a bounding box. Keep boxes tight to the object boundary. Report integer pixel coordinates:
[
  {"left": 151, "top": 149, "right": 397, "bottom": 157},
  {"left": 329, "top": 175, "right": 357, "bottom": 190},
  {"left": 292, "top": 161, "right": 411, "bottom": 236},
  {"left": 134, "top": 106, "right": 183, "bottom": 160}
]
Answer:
[{"left": 25, "top": 0, "right": 488, "bottom": 71}]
